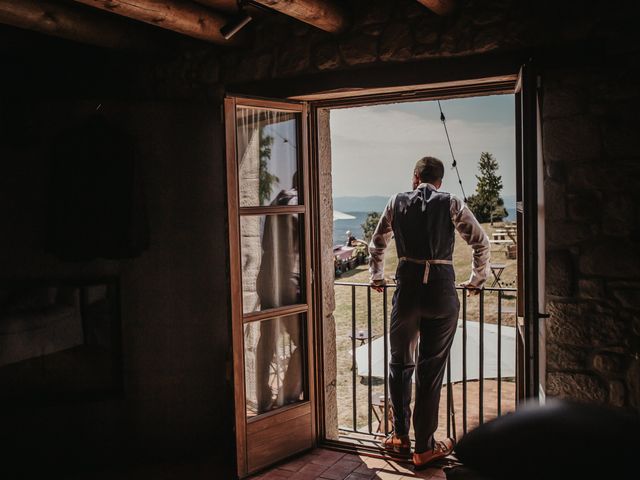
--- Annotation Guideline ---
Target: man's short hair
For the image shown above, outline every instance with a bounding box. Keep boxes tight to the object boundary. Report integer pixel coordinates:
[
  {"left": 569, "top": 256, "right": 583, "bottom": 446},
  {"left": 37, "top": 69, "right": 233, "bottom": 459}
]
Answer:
[{"left": 414, "top": 156, "right": 445, "bottom": 183}]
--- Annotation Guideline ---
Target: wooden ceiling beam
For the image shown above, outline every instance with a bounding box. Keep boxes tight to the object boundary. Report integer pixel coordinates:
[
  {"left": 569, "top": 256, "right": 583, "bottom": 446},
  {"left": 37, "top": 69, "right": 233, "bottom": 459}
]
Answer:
[
  {"left": 0, "top": 0, "right": 160, "bottom": 50},
  {"left": 415, "top": 0, "right": 457, "bottom": 16},
  {"left": 252, "top": 0, "right": 349, "bottom": 34},
  {"left": 71, "top": 0, "right": 236, "bottom": 45}
]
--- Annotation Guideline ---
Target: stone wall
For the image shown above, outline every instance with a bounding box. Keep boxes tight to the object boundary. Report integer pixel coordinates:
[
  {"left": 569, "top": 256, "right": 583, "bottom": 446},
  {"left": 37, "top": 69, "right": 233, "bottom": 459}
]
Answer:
[{"left": 543, "top": 64, "right": 640, "bottom": 410}]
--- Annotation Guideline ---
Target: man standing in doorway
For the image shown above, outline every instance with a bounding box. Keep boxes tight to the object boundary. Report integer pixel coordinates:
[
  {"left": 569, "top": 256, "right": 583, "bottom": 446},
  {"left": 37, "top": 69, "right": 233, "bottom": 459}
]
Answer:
[{"left": 369, "top": 157, "right": 490, "bottom": 468}]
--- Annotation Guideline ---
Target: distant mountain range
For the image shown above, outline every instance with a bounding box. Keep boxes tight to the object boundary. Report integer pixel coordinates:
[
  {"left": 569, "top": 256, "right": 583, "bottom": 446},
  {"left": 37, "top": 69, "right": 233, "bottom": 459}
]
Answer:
[
  {"left": 334, "top": 194, "right": 517, "bottom": 218},
  {"left": 333, "top": 196, "right": 389, "bottom": 213}
]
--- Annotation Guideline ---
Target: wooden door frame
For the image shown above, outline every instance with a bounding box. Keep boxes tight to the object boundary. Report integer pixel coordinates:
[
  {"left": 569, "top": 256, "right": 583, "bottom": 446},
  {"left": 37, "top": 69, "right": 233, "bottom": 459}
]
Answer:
[
  {"left": 303, "top": 74, "right": 546, "bottom": 450},
  {"left": 225, "top": 53, "right": 546, "bottom": 465}
]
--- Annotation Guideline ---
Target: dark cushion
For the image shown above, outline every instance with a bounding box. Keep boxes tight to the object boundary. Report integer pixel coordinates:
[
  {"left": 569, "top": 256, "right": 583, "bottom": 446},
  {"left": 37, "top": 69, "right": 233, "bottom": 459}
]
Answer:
[{"left": 455, "top": 399, "right": 639, "bottom": 480}]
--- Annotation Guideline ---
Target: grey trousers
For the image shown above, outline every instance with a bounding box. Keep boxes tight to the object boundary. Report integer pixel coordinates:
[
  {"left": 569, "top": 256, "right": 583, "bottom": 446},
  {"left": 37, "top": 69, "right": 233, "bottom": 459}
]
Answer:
[{"left": 389, "top": 263, "right": 459, "bottom": 453}]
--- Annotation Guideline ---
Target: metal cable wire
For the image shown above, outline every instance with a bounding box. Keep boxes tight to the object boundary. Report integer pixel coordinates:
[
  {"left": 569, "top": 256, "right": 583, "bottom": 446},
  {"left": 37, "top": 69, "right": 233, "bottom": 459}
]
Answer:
[{"left": 437, "top": 100, "right": 468, "bottom": 202}]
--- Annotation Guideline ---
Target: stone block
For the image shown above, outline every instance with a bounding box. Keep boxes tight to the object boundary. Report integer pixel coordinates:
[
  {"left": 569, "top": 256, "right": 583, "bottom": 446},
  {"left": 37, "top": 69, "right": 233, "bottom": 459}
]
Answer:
[
  {"left": 543, "top": 116, "right": 602, "bottom": 164},
  {"left": 313, "top": 42, "right": 341, "bottom": 71},
  {"left": 579, "top": 239, "right": 640, "bottom": 279},
  {"left": 233, "top": 54, "right": 273, "bottom": 83},
  {"left": 608, "top": 380, "right": 626, "bottom": 407},
  {"left": 566, "top": 192, "right": 602, "bottom": 223},
  {"left": 602, "top": 194, "right": 635, "bottom": 235},
  {"left": 379, "top": 22, "right": 413, "bottom": 62},
  {"left": 578, "top": 278, "right": 605, "bottom": 300},
  {"left": 546, "top": 221, "right": 591, "bottom": 248},
  {"left": 352, "top": 0, "right": 392, "bottom": 27},
  {"left": 587, "top": 313, "right": 629, "bottom": 348},
  {"left": 546, "top": 302, "right": 591, "bottom": 347},
  {"left": 412, "top": 15, "right": 440, "bottom": 45},
  {"left": 546, "top": 249, "right": 574, "bottom": 297},
  {"left": 626, "top": 359, "right": 640, "bottom": 409},
  {"left": 544, "top": 161, "right": 565, "bottom": 182},
  {"left": 592, "top": 352, "right": 625, "bottom": 376},
  {"left": 276, "top": 43, "right": 311, "bottom": 77},
  {"left": 544, "top": 179, "right": 566, "bottom": 220},
  {"left": 339, "top": 35, "right": 378, "bottom": 66},
  {"left": 547, "top": 372, "right": 607, "bottom": 404},
  {"left": 609, "top": 282, "right": 640, "bottom": 310},
  {"left": 472, "top": 27, "right": 502, "bottom": 54},
  {"left": 547, "top": 342, "right": 587, "bottom": 371},
  {"left": 542, "top": 81, "right": 587, "bottom": 118},
  {"left": 601, "top": 115, "right": 640, "bottom": 159}
]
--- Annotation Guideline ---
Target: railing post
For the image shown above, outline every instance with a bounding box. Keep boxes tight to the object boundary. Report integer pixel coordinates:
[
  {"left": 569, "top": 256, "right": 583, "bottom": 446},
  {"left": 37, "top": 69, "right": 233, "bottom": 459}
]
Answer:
[
  {"left": 479, "top": 288, "right": 484, "bottom": 426},
  {"left": 351, "top": 284, "right": 357, "bottom": 432},
  {"left": 462, "top": 290, "right": 467, "bottom": 435},
  {"left": 497, "top": 289, "right": 502, "bottom": 417},
  {"left": 367, "top": 286, "right": 372, "bottom": 435},
  {"left": 383, "top": 287, "right": 389, "bottom": 437}
]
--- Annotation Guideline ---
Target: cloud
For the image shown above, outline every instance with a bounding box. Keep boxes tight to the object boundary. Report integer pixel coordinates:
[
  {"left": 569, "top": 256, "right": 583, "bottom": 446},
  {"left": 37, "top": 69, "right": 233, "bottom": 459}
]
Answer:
[{"left": 330, "top": 103, "right": 516, "bottom": 198}]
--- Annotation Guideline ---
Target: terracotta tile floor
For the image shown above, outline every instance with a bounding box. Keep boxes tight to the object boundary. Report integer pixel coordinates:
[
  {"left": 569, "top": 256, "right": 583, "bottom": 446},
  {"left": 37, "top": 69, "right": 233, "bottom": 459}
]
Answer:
[{"left": 249, "top": 449, "right": 448, "bottom": 480}]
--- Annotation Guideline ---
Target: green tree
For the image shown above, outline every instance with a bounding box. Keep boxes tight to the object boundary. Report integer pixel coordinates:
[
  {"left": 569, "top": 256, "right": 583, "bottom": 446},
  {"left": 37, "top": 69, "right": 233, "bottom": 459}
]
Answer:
[
  {"left": 258, "top": 130, "right": 279, "bottom": 205},
  {"left": 468, "top": 152, "right": 507, "bottom": 224},
  {"left": 361, "top": 212, "right": 381, "bottom": 243}
]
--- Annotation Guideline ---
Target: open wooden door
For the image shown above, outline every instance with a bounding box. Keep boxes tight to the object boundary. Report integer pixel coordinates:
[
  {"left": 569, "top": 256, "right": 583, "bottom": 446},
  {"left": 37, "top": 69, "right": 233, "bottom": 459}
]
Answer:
[
  {"left": 225, "top": 96, "right": 315, "bottom": 477},
  {"left": 515, "top": 61, "right": 546, "bottom": 403}
]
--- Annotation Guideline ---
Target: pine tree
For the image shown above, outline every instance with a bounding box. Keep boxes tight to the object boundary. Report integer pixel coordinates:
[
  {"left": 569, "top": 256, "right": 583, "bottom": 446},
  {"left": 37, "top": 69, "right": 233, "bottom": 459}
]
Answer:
[{"left": 468, "top": 152, "right": 506, "bottom": 225}]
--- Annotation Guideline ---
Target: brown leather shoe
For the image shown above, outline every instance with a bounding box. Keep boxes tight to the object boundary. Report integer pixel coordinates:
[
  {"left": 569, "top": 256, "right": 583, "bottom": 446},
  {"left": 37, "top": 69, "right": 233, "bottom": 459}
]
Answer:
[
  {"left": 412, "top": 438, "right": 455, "bottom": 470},
  {"left": 381, "top": 433, "right": 411, "bottom": 453}
]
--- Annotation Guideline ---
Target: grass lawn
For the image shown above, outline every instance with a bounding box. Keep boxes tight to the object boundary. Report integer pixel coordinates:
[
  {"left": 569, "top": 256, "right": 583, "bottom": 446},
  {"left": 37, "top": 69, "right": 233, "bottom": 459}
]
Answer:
[{"left": 331, "top": 222, "right": 518, "bottom": 434}]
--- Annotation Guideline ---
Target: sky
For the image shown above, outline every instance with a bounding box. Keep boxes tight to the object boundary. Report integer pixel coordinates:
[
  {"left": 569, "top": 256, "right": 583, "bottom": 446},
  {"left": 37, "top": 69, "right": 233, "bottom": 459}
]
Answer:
[{"left": 330, "top": 94, "right": 516, "bottom": 199}]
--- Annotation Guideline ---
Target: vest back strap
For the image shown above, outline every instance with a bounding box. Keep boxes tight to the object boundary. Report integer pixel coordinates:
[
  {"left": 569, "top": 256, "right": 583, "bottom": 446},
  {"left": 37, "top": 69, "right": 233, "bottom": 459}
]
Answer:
[{"left": 398, "top": 257, "right": 454, "bottom": 284}]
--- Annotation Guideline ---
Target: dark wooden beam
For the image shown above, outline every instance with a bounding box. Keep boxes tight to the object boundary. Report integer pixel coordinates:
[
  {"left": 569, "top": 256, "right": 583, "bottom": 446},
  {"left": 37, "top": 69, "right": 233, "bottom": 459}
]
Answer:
[
  {"left": 252, "top": 0, "right": 349, "bottom": 33},
  {"left": 0, "top": 0, "right": 159, "bottom": 50},
  {"left": 72, "top": 0, "right": 235, "bottom": 45},
  {"left": 227, "top": 51, "right": 525, "bottom": 100},
  {"left": 416, "top": 0, "right": 457, "bottom": 16}
]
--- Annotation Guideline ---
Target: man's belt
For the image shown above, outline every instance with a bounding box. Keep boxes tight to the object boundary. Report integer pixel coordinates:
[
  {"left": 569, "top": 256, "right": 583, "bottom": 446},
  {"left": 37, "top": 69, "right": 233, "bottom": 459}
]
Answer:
[{"left": 398, "top": 257, "right": 454, "bottom": 284}]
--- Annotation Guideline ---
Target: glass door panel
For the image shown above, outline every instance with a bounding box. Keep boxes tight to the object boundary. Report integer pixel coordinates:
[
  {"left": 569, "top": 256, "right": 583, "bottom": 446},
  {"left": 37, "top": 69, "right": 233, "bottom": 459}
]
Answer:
[
  {"left": 240, "top": 214, "right": 303, "bottom": 314},
  {"left": 244, "top": 314, "right": 307, "bottom": 418},
  {"left": 236, "top": 107, "right": 300, "bottom": 207}
]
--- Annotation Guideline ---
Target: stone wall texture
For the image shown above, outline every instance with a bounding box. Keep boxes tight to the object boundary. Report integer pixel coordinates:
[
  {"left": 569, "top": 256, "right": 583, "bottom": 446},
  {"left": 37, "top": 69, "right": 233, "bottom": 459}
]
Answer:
[
  {"left": 77, "top": 0, "right": 640, "bottom": 413},
  {"left": 139, "top": 0, "right": 639, "bottom": 412}
]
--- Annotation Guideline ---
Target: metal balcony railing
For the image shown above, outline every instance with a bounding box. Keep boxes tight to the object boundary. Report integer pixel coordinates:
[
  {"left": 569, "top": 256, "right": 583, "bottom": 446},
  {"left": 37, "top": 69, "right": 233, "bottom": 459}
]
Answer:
[{"left": 333, "top": 282, "right": 518, "bottom": 444}]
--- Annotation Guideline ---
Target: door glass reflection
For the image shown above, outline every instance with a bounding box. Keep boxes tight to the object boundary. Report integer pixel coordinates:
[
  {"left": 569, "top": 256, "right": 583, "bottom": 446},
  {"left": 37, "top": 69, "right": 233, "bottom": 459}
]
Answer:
[
  {"left": 236, "top": 107, "right": 299, "bottom": 207},
  {"left": 244, "top": 315, "right": 306, "bottom": 418},
  {"left": 240, "top": 214, "right": 302, "bottom": 314}
]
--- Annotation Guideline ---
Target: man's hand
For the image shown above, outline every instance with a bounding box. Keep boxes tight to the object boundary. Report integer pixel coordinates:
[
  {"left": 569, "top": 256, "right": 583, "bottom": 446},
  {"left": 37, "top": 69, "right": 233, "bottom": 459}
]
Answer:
[
  {"left": 370, "top": 278, "right": 386, "bottom": 293},
  {"left": 459, "top": 281, "right": 482, "bottom": 296}
]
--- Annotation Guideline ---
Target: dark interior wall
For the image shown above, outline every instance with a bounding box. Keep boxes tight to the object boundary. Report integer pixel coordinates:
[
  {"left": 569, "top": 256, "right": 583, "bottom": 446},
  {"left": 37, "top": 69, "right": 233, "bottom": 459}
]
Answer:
[{"left": 0, "top": 33, "right": 233, "bottom": 475}]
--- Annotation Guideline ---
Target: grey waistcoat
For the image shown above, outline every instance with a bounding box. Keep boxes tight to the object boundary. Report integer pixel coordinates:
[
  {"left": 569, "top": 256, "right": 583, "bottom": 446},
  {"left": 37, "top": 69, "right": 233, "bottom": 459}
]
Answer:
[{"left": 392, "top": 186, "right": 455, "bottom": 282}]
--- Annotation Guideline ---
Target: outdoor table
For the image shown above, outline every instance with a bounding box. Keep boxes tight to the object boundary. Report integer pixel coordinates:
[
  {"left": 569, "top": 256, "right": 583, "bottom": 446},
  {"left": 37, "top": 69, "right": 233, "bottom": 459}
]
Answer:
[
  {"left": 490, "top": 263, "right": 506, "bottom": 287},
  {"left": 349, "top": 330, "right": 368, "bottom": 346}
]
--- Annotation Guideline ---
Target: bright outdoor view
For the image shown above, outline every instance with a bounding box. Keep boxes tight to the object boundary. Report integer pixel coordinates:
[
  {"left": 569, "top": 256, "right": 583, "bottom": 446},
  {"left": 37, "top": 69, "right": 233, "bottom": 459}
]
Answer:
[{"left": 330, "top": 95, "right": 518, "bottom": 443}]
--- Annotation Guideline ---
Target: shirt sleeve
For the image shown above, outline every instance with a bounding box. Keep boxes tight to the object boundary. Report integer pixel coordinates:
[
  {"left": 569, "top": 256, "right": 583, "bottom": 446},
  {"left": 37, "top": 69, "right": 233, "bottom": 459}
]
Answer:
[
  {"left": 368, "top": 195, "right": 395, "bottom": 283},
  {"left": 450, "top": 195, "right": 491, "bottom": 288}
]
